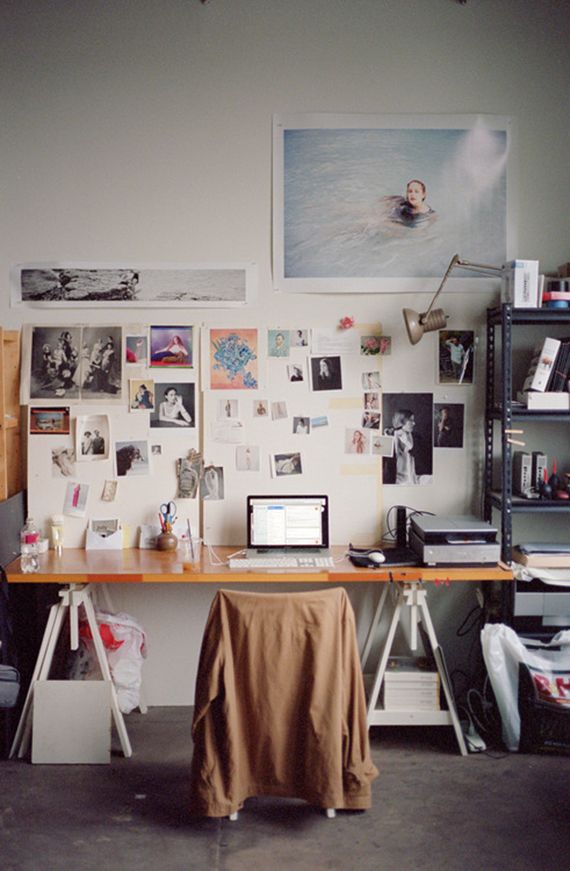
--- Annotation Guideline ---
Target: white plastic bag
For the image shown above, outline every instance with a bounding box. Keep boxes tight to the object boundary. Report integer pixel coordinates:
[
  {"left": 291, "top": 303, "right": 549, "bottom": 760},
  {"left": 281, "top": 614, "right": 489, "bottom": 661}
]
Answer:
[
  {"left": 481, "top": 624, "right": 570, "bottom": 751},
  {"left": 78, "top": 609, "right": 147, "bottom": 714}
]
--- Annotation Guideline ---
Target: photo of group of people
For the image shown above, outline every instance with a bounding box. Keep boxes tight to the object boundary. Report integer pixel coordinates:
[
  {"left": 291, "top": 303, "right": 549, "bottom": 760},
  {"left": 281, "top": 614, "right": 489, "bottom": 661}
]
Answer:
[{"left": 29, "top": 325, "right": 122, "bottom": 401}]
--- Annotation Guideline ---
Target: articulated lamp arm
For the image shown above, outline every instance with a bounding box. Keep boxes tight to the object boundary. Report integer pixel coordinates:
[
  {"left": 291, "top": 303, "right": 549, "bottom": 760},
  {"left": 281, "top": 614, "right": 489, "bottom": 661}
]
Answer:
[{"left": 403, "top": 253, "right": 504, "bottom": 345}]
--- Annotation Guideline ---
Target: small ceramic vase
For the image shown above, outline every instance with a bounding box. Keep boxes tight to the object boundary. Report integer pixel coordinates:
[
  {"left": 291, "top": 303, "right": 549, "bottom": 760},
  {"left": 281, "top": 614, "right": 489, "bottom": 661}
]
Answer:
[{"left": 156, "top": 532, "right": 178, "bottom": 552}]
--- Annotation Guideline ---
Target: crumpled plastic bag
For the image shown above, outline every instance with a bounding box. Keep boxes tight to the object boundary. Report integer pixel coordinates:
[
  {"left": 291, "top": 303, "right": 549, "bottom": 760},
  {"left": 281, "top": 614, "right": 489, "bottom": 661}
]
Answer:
[
  {"left": 481, "top": 623, "right": 570, "bottom": 751},
  {"left": 76, "top": 609, "right": 147, "bottom": 714}
]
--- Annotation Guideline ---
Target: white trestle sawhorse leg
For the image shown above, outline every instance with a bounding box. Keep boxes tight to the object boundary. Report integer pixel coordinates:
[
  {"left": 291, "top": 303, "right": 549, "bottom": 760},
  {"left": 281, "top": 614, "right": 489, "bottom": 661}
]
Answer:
[
  {"left": 361, "top": 580, "right": 468, "bottom": 757},
  {"left": 9, "top": 583, "right": 132, "bottom": 759}
]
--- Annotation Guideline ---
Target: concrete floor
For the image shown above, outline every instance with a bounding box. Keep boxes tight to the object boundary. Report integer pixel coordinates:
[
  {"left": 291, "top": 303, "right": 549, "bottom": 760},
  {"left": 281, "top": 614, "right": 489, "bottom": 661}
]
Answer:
[{"left": 1, "top": 707, "right": 568, "bottom": 871}]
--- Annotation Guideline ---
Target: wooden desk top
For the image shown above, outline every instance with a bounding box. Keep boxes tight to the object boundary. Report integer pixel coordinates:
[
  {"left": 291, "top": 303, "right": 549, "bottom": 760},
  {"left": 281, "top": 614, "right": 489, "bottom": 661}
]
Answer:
[{"left": 4, "top": 546, "right": 513, "bottom": 585}]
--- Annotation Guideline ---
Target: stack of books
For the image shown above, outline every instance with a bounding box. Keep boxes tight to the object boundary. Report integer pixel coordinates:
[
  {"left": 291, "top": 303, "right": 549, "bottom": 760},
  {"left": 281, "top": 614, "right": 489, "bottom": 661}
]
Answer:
[
  {"left": 512, "top": 542, "right": 570, "bottom": 568},
  {"left": 518, "top": 336, "right": 570, "bottom": 409},
  {"left": 382, "top": 657, "right": 440, "bottom": 711}
]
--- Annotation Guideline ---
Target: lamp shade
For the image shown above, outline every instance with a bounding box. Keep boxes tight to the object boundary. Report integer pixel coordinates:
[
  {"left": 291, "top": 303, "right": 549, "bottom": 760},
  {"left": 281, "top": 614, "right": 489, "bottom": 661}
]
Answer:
[{"left": 403, "top": 307, "right": 448, "bottom": 345}]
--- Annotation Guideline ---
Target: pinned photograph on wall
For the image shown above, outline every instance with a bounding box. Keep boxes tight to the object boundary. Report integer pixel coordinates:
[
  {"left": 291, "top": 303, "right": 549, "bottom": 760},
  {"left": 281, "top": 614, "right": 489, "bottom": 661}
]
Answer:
[
  {"left": 210, "top": 328, "right": 258, "bottom": 389},
  {"left": 345, "top": 427, "right": 370, "bottom": 454},
  {"left": 382, "top": 393, "right": 433, "bottom": 485},
  {"left": 12, "top": 263, "right": 253, "bottom": 308},
  {"left": 201, "top": 464, "right": 224, "bottom": 500},
  {"left": 364, "top": 391, "right": 380, "bottom": 410},
  {"left": 236, "top": 445, "right": 261, "bottom": 472},
  {"left": 151, "top": 444, "right": 162, "bottom": 456},
  {"left": 287, "top": 363, "right": 304, "bottom": 382},
  {"left": 176, "top": 453, "right": 202, "bottom": 499},
  {"left": 310, "top": 355, "right": 343, "bottom": 392},
  {"left": 76, "top": 413, "right": 110, "bottom": 461},
  {"left": 253, "top": 399, "right": 269, "bottom": 417},
  {"left": 438, "top": 330, "right": 475, "bottom": 385},
  {"left": 362, "top": 371, "right": 381, "bottom": 389},
  {"left": 362, "top": 411, "right": 381, "bottom": 429},
  {"left": 217, "top": 398, "right": 239, "bottom": 419},
  {"left": 293, "top": 416, "right": 310, "bottom": 434},
  {"left": 434, "top": 403, "right": 465, "bottom": 448},
  {"left": 115, "top": 440, "right": 150, "bottom": 477},
  {"left": 51, "top": 446, "right": 75, "bottom": 478},
  {"left": 150, "top": 383, "right": 195, "bottom": 428},
  {"left": 129, "top": 378, "right": 155, "bottom": 411},
  {"left": 101, "top": 480, "right": 118, "bottom": 502},
  {"left": 28, "top": 325, "right": 82, "bottom": 400},
  {"left": 150, "top": 325, "right": 192, "bottom": 368},
  {"left": 81, "top": 326, "right": 122, "bottom": 399},
  {"left": 268, "top": 329, "right": 290, "bottom": 358},
  {"left": 125, "top": 334, "right": 148, "bottom": 365},
  {"left": 63, "top": 481, "right": 89, "bottom": 517},
  {"left": 360, "top": 335, "right": 384, "bottom": 356},
  {"left": 30, "top": 406, "right": 70, "bottom": 434},
  {"left": 271, "top": 400, "right": 288, "bottom": 420},
  {"left": 271, "top": 451, "right": 303, "bottom": 477},
  {"left": 371, "top": 434, "right": 394, "bottom": 457},
  {"left": 290, "top": 329, "right": 308, "bottom": 347},
  {"left": 311, "top": 415, "right": 329, "bottom": 428}
]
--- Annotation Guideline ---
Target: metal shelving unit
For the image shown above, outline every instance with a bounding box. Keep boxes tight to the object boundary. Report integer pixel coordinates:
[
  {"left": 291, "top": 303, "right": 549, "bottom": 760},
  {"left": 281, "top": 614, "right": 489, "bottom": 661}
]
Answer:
[{"left": 485, "top": 305, "right": 570, "bottom": 625}]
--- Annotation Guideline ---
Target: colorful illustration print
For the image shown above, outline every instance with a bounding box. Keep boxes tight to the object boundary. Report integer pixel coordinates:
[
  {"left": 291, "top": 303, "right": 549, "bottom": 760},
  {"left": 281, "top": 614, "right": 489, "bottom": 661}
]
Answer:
[{"left": 210, "top": 329, "right": 258, "bottom": 390}]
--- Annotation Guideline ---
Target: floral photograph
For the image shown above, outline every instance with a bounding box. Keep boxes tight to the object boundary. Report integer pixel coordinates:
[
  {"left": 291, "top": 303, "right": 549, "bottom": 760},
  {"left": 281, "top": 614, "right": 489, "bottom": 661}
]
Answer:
[{"left": 210, "top": 328, "right": 258, "bottom": 390}]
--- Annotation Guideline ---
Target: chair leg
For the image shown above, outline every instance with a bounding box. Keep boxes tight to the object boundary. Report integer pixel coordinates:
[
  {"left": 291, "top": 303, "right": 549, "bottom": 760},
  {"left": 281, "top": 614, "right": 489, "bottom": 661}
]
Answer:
[{"left": 325, "top": 808, "right": 336, "bottom": 819}]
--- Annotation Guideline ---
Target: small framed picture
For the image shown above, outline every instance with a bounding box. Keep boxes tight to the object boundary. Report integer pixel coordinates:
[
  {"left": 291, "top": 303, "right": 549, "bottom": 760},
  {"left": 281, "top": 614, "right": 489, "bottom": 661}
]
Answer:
[{"left": 30, "top": 406, "right": 70, "bottom": 435}]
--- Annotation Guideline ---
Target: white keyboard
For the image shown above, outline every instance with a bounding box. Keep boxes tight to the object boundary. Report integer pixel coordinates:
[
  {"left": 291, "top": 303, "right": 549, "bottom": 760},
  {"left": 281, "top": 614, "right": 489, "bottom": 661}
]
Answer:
[{"left": 228, "top": 555, "right": 335, "bottom": 571}]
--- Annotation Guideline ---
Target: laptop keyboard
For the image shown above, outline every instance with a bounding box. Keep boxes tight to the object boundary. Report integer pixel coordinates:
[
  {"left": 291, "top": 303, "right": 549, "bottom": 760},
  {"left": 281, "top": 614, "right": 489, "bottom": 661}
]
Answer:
[{"left": 228, "top": 555, "right": 335, "bottom": 570}]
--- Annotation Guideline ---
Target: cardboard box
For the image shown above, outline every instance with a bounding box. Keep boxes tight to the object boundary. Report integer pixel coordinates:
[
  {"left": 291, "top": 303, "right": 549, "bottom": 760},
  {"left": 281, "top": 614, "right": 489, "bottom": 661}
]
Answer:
[{"left": 502, "top": 260, "right": 539, "bottom": 307}]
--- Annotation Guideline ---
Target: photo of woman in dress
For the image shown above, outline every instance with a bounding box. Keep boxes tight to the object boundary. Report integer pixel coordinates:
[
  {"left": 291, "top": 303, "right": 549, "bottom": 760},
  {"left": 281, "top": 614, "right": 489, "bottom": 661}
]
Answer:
[{"left": 150, "top": 326, "right": 193, "bottom": 368}]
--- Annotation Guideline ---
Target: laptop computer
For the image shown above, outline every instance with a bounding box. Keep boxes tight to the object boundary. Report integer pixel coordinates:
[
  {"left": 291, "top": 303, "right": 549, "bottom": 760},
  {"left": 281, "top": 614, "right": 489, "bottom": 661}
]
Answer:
[{"left": 246, "top": 494, "right": 331, "bottom": 559}]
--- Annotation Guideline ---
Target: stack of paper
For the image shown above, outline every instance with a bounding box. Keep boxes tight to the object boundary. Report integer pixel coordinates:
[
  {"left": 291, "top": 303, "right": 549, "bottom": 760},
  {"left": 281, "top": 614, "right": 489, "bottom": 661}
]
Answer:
[{"left": 383, "top": 658, "right": 440, "bottom": 711}]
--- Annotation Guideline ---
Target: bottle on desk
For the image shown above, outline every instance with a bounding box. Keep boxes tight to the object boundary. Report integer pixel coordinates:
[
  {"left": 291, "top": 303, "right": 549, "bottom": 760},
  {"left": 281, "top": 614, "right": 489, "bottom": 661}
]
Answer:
[{"left": 20, "top": 517, "right": 40, "bottom": 573}]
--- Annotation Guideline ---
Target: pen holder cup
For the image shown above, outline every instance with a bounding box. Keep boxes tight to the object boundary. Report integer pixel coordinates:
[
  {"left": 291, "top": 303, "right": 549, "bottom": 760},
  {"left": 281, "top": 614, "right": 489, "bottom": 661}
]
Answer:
[
  {"left": 156, "top": 531, "right": 178, "bottom": 552},
  {"left": 182, "top": 538, "right": 202, "bottom": 571}
]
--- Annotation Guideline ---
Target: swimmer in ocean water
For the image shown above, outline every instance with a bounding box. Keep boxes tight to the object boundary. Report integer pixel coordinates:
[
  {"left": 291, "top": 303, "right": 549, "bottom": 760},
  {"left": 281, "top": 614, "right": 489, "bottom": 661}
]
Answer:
[{"left": 383, "top": 179, "right": 436, "bottom": 228}]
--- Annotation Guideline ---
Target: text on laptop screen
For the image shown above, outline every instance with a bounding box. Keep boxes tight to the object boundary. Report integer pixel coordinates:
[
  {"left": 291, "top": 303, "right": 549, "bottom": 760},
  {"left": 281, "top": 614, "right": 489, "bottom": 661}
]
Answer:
[{"left": 248, "top": 495, "right": 329, "bottom": 549}]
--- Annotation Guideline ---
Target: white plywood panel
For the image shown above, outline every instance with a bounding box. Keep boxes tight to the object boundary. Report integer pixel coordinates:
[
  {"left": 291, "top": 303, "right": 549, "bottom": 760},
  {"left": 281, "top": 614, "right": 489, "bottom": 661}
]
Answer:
[{"left": 32, "top": 680, "right": 112, "bottom": 764}]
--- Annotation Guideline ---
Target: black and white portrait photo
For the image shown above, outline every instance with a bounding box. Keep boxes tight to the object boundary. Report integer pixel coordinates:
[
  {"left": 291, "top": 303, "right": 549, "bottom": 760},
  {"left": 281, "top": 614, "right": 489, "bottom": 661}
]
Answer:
[
  {"left": 434, "top": 403, "right": 465, "bottom": 448},
  {"left": 150, "top": 383, "right": 195, "bottom": 428},
  {"left": 81, "top": 326, "right": 122, "bottom": 399},
  {"left": 310, "top": 356, "right": 342, "bottom": 392},
  {"left": 29, "top": 326, "right": 82, "bottom": 400},
  {"left": 76, "top": 414, "right": 110, "bottom": 461},
  {"left": 382, "top": 393, "right": 433, "bottom": 485}
]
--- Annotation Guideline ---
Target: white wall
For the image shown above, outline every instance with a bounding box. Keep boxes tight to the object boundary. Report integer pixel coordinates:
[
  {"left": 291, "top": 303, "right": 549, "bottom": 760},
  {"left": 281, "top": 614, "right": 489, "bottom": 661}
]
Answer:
[{"left": 2, "top": 0, "right": 570, "bottom": 704}]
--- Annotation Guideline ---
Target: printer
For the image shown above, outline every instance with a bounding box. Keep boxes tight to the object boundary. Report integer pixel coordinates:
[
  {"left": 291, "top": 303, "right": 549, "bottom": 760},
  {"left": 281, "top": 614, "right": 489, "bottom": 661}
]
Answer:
[{"left": 410, "top": 515, "right": 500, "bottom": 566}]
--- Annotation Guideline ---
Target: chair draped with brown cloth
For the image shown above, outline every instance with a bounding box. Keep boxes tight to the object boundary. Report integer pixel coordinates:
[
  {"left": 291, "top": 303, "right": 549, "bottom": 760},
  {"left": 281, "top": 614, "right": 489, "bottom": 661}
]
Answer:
[{"left": 189, "top": 587, "right": 378, "bottom": 818}]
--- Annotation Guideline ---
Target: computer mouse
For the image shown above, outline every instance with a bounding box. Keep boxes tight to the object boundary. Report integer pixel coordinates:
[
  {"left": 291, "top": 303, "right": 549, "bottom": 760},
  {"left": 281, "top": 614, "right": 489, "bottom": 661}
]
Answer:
[{"left": 367, "top": 550, "right": 386, "bottom": 564}]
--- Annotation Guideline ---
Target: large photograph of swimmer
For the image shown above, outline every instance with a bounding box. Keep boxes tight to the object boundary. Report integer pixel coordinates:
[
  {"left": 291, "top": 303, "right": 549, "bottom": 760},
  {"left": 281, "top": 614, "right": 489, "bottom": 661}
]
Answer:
[
  {"left": 11, "top": 262, "right": 256, "bottom": 307},
  {"left": 273, "top": 113, "right": 512, "bottom": 293}
]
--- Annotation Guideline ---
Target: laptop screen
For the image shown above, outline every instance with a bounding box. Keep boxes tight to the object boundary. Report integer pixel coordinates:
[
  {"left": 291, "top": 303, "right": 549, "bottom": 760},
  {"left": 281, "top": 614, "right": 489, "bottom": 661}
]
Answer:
[{"left": 247, "top": 495, "right": 329, "bottom": 551}]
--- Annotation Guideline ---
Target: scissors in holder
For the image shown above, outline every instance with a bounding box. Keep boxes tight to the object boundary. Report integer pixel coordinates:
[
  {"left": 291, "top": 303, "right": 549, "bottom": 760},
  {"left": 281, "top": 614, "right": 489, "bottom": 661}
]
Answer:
[{"left": 159, "top": 501, "right": 177, "bottom": 531}]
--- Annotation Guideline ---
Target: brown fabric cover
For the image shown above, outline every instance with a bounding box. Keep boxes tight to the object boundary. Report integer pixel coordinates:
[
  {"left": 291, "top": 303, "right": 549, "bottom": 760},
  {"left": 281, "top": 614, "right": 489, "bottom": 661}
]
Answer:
[{"left": 189, "top": 587, "right": 378, "bottom": 816}]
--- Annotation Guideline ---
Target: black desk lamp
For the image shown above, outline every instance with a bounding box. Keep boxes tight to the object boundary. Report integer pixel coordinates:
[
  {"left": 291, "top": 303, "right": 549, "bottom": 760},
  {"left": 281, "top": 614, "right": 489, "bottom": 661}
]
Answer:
[{"left": 403, "top": 253, "right": 504, "bottom": 345}]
